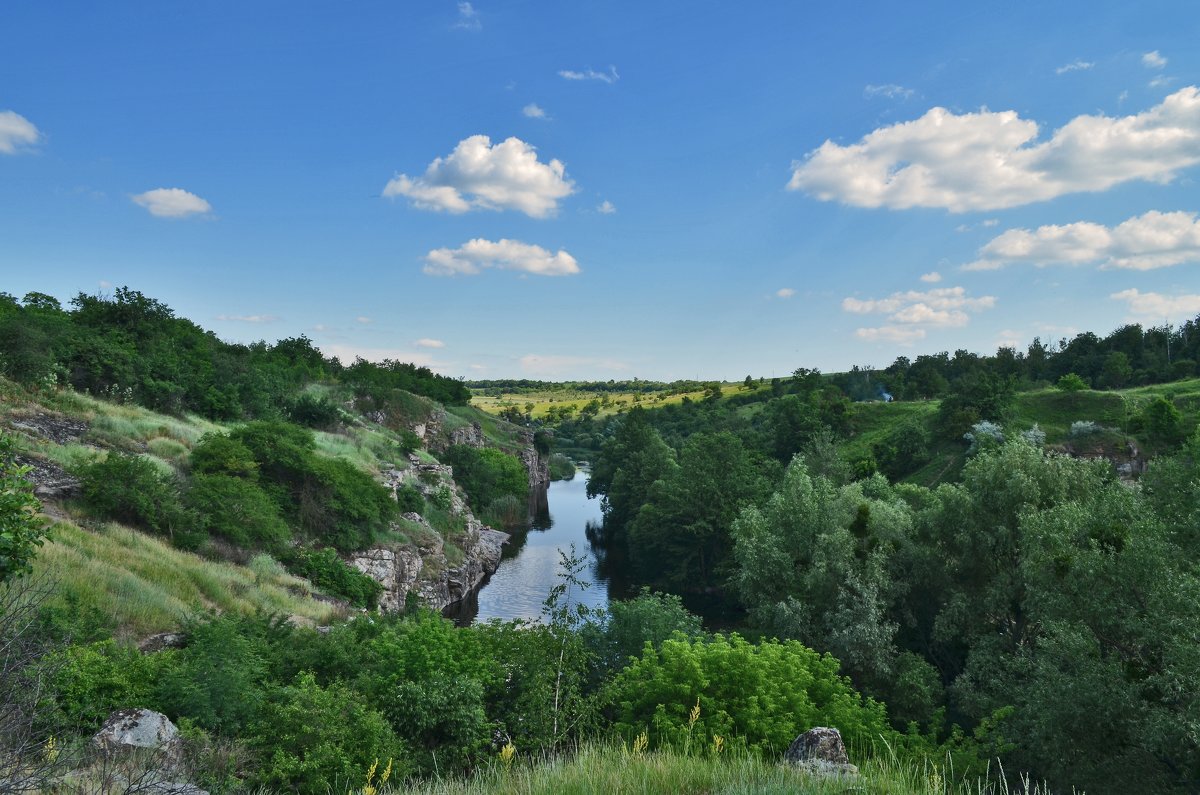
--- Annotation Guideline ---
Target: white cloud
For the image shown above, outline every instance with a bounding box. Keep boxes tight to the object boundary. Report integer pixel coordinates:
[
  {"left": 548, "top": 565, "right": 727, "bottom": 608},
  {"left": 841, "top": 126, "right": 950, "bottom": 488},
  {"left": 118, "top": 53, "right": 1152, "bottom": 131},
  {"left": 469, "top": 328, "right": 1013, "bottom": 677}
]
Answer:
[
  {"left": 356, "top": 316, "right": 372, "bottom": 324},
  {"left": 415, "top": 338, "right": 445, "bottom": 348},
  {"left": 469, "top": 363, "right": 486, "bottom": 371},
  {"left": 842, "top": 286, "right": 996, "bottom": 316},
  {"left": 788, "top": 87, "right": 1200, "bottom": 212},
  {"left": 558, "top": 66, "right": 619, "bottom": 84},
  {"left": 1143, "top": 50, "right": 1167, "bottom": 69},
  {"left": 776, "top": 287, "right": 796, "bottom": 298},
  {"left": 846, "top": 285, "right": 994, "bottom": 343},
  {"left": 1150, "top": 75, "right": 1175, "bottom": 89},
  {"left": 982, "top": 218, "right": 999, "bottom": 227},
  {"left": 523, "top": 103, "right": 547, "bottom": 119},
  {"left": 423, "top": 238, "right": 580, "bottom": 277},
  {"left": 1056, "top": 60, "right": 1094, "bottom": 75},
  {"left": 519, "top": 354, "right": 627, "bottom": 376},
  {"left": 854, "top": 326, "right": 926, "bottom": 344},
  {"left": 98, "top": 280, "right": 112, "bottom": 289},
  {"left": 963, "top": 210, "right": 1200, "bottom": 271},
  {"left": 383, "top": 135, "right": 574, "bottom": 218},
  {"left": 453, "top": 1, "right": 481, "bottom": 30},
  {"left": 1111, "top": 288, "right": 1200, "bottom": 320},
  {"left": 597, "top": 200, "right": 616, "bottom": 214},
  {"left": 131, "top": 188, "right": 212, "bottom": 218},
  {"left": 919, "top": 271, "right": 942, "bottom": 283},
  {"left": 864, "top": 84, "right": 914, "bottom": 100},
  {"left": 216, "top": 314, "right": 279, "bottom": 323},
  {"left": 0, "top": 111, "right": 40, "bottom": 154}
]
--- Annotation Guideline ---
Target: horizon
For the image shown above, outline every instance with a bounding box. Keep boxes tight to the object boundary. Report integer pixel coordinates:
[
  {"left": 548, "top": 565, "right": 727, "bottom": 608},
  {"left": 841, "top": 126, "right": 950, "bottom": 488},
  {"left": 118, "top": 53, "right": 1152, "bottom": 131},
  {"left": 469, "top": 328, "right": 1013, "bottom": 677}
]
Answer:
[{"left": 3, "top": 2, "right": 1199, "bottom": 381}]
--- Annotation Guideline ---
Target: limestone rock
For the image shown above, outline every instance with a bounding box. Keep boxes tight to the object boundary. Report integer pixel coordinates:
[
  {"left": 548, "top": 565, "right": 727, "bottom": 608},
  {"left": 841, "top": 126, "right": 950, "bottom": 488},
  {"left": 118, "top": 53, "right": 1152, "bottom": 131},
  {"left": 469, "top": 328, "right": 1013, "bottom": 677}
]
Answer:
[
  {"left": 93, "top": 708, "right": 181, "bottom": 757},
  {"left": 16, "top": 455, "right": 81, "bottom": 501},
  {"left": 138, "top": 632, "right": 187, "bottom": 654},
  {"left": 783, "top": 727, "right": 859, "bottom": 778}
]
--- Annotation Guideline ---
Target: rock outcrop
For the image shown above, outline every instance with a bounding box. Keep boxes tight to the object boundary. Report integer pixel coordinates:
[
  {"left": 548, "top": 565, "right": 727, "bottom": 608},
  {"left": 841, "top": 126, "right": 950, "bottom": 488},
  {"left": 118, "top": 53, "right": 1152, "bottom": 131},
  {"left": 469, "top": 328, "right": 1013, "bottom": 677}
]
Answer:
[
  {"left": 783, "top": 727, "right": 859, "bottom": 778},
  {"left": 93, "top": 709, "right": 181, "bottom": 758},
  {"left": 517, "top": 430, "right": 551, "bottom": 490}
]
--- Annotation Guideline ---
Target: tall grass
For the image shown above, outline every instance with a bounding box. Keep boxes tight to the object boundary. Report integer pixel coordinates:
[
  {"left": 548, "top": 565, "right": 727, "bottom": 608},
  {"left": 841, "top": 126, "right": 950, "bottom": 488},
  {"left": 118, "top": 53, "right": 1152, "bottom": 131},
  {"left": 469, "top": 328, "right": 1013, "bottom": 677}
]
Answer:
[
  {"left": 400, "top": 743, "right": 1061, "bottom": 795},
  {"left": 31, "top": 518, "right": 341, "bottom": 639}
]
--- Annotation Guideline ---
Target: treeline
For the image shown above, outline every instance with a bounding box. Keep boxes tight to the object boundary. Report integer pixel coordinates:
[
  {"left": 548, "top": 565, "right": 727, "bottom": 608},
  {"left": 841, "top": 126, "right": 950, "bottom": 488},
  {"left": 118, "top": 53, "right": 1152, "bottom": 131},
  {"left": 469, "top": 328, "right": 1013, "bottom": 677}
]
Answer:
[
  {"left": 0, "top": 288, "right": 469, "bottom": 420},
  {"left": 585, "top": 411, "right": 1200, "bottom": 793}
]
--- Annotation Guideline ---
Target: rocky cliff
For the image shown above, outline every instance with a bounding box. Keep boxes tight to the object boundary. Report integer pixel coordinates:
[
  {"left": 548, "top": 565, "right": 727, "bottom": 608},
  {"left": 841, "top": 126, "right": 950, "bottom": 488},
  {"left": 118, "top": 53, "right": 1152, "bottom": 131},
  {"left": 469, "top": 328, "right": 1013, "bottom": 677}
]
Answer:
[{"left": 348, "top": 454, "right": 510, "bottom": 613}]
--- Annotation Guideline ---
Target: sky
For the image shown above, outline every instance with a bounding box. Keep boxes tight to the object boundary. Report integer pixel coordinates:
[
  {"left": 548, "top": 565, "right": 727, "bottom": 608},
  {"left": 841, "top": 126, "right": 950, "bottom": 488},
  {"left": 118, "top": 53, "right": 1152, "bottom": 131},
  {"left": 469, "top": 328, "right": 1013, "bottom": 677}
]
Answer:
[{"left": 2, "top": 1, "right": 1199, "bottom": 381}]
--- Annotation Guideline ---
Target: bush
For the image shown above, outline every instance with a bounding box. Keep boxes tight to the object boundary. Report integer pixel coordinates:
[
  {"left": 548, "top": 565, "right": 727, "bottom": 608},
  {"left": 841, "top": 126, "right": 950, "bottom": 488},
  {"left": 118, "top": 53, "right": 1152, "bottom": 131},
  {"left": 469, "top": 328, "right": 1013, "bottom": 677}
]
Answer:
[
  {"left": 42, "top": 640, "right": 162, "bottom": 732},
  {"left": 396, "top": 484, "right": 424, "bottom": 514},
  {"left": 582, "top": 589, "right": 703, "bottom": 678},
  {"left": 482, "top": 494, "right": 525, "bottom": 528},
  {"left": 187, "top": 474, "right": 290, "bottom": 548},
  {"left": 1070, "top": 420, "right": 1102, "bottom": 437},
  {"left": 282, "top": 547, "right": 382, "bottom": 609},
  {"left": 442, "top": 446, "right": 528, "bottom": 514},
  {"left": 286, "top": 393, "right": 342, "bottom": 430},
  {"left": 1056, "top": 373, "right": 1088, "bottom": 392},
  {"left": 189, "top": 433, "right": 259, "bottom": 479},
  {"left": 75, "top": 453, "right": 202, "bottom": 548},
  {"left": 247, "top": 671, "right": 407, "bottom": 795},
  {"left": 548, "top": 453, "right": 577, "bottom": 481},
  {"left": 604, "top": 633, "right": 893, "bottom": 755},
  {"left": 155, "top": 617, "right": 269, "bottom": 733},
  {"left": 1, "top": 435, "right": 47, "bottom": 583}
]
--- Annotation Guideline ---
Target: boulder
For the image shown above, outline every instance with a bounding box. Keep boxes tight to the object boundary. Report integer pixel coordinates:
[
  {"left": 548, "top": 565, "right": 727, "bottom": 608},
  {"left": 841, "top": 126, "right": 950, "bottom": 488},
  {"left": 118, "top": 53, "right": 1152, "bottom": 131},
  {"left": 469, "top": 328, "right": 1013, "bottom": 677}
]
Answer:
[
  {"left": 138, "top": 632, "right": 187, "bottom": 654},
  {"left": 92, "top": 708, "right": 180, "bottom": 757},
  {"left": 783, "top": 727, "right": 859, "bottom": 778}
]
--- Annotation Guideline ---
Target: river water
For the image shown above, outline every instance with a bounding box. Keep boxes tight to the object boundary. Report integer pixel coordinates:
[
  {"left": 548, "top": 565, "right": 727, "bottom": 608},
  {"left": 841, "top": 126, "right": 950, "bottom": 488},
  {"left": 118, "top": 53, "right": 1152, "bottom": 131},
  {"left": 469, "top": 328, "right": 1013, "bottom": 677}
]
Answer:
[{"left": 449, "top": 470, "right": 613, "bottom": 624}]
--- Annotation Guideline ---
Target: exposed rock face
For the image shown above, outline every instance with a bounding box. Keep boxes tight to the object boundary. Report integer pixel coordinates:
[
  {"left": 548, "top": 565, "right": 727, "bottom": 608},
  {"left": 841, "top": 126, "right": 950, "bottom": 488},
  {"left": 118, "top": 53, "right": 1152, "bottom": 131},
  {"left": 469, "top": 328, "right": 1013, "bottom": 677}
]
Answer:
[
  {"left": 449, "top": 421, "right": 484, "bottom": 448},
  {"left": 783, "top": 727, "right": 859, "bottom": 778},
  {"left": 7, "top": 413, "right": 89, "bottom": 445},
  {"left": 93, "top": 709, "right": 181, "bottom": 757},
  {"left": 16, "top": 455, "right": 81, "bottom": 501},
  {"left": 517, "top": 430, "right": 551, "bottom": 490},
  {"left": 138, "top": 632, "right": 187, "bottom": 654}
]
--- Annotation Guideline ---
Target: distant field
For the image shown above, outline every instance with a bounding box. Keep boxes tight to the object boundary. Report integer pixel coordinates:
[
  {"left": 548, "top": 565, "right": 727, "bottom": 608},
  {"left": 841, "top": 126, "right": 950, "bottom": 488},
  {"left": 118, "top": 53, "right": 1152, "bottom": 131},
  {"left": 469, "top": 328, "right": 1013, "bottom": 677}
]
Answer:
[{"left": 471, "top": 382, "right": 754, "bottom": 420}]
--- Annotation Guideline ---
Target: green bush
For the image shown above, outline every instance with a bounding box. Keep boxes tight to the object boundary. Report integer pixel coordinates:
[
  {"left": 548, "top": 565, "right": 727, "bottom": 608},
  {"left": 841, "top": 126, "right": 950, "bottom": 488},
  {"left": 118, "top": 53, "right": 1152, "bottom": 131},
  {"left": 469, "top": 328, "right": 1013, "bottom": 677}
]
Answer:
[
  {"left": 548, "top": 453, "right": 577, "bottom": 481},
  {"left": 247, "top": 671, "right": 407, "bottom": 795},
  {"left": 482, "top": 494, "right": 525, "bottom": 528},
  {"left": 42, "top": 640, "right": 163, "bottom": 732},
  {"left": 282, "top": 547, "right": 382, "bottom": 609},
  {"left": 0, "top": 434, "right": 47, "bottom": 583},
  {"left": 442, "top": 445, "right": 528, "bottom": 514},
  {"left": 604, "top": 633, "right": 893, "bottom": 755},
  {"left": 581, "top": 589, "right": 703, "bottom": 678},
  {"left": 286, "top": 393, "right": 342, "bottom": 430},
  {"left": 190, "top": 433, "right": 260, "bottom": 479},
  {"left": 187, "top": 474, "right": 290, "bottom": 548},
  {"left": 75, "top": 452, "right": 203, "bottom": 548},
  {"left": 396, "top": 484, "right": 424, "bottom": 514}
]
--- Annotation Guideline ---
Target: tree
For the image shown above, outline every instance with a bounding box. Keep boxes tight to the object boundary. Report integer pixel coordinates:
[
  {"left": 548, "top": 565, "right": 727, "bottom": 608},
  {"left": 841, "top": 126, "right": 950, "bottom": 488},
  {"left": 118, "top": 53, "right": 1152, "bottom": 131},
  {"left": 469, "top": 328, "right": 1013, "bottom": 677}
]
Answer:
[
  {"left": 0, "top": 435, "right": 46, "bottom": 584},
  {"left": 587, "top": 408, "right": 676, "bottom": 534}
]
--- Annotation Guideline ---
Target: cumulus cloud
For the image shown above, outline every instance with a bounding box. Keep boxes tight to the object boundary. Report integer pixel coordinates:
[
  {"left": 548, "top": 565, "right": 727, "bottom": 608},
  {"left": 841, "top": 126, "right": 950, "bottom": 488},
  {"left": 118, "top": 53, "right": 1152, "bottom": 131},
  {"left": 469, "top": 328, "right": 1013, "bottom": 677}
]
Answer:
[
  {"left": 415, "top": 338, "right": 445, "bottom": 348},
  {"left": 845, "top": 285, "right": 995, "bottom": 344},
  {"left": 864, "top": 84, "right": 914, "bottom": 100},
  {"left": 558, "top": 66, "right": 619, "bottom": 84},
  {"left": 963, "top": 210, "right": 1200, "bottom": 271},
  {"left": 919, "top": 271, "right": 942, "bottom": 283},
  {"left": 216, "top": 314, "right": 278, "bottom": 323},
  {"left": 131, "top": 188, "right": 212, "bottom": 218},
  {"left": 453, "top": 1, "right": 481, "bottom": 30},
  {"left": 423, "top": 238, "right": 580, "bottom": 277},
  {"left": 597, "top": 200, "right": 616, "bottom": 214},
  {"left": 1056, "top": 60, "right": 1094, "bottom": 75},
  {"left": 776, "top": 287, "right": 796, "bottom": 298},
  {"left": 0, "top": 111, "right": 40, "bottom": 154},
  {"left": 788, "top": 87, "right": 1200, "bottom": 212},
  {"left": 523, "top": 103, "right": 547, "bottom": 119},
  {"left": 383, "top": 135, "right": 574, "bottom": 218},
  {"left": 519, "top": 354, "right": 627, "bottom": 376},
  {"left": 356, "top": 316, "right": 372, "bottom": 324},
  {"left": 1143, "top": 50, "right": 1167, "bottom": 69},
  {"left": 855, "top": 326, "right": 926, "bottom": 344},
  {"left": 1111, "top": 288, "right": 1200, "bottom": 320}
]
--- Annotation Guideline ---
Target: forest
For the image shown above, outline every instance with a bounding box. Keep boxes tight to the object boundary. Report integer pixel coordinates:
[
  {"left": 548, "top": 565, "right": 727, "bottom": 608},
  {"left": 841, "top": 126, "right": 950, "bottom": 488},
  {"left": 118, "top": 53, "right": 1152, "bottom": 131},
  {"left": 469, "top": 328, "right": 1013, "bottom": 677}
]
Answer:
[{"left": 1, "top": 288, "right": 1199, "bottom": 793}]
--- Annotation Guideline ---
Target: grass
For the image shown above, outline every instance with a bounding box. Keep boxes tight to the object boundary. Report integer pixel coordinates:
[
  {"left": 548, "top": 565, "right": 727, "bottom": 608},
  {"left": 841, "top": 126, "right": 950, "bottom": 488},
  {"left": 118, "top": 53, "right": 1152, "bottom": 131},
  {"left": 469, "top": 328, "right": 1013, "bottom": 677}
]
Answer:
[
  {"left": 470, "top": 383, "right": 751, "bottom": 422},
  {"left": 401, "top": 743, "right": 1058, "bottom": 795},
  {"left": 30, "top": 517, "right": 342, "bottom": 640}
]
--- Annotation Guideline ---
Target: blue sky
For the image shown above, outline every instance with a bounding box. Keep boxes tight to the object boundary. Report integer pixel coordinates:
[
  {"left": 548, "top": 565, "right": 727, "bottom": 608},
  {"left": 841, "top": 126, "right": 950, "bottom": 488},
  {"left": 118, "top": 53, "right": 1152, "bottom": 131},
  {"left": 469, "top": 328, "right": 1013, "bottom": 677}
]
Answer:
[{"left": 2, "top": 1, "right": 1199, "bottom": 380}]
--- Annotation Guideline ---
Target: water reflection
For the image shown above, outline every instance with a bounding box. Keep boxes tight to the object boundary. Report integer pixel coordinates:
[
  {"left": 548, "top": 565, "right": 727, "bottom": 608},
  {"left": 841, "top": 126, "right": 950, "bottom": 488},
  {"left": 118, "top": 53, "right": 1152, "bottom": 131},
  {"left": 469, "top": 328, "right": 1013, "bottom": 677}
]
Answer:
[{"left": 449, "top": 470, "right": 612, "bottom": 625}]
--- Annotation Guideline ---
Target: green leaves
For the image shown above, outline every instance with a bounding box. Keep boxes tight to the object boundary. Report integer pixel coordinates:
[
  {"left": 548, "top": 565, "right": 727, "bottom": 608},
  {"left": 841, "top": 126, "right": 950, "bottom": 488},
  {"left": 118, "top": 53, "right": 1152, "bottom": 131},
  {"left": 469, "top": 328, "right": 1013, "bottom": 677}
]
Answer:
[{"left": 0, "top": 435, "right": 46, "bottom": 583}]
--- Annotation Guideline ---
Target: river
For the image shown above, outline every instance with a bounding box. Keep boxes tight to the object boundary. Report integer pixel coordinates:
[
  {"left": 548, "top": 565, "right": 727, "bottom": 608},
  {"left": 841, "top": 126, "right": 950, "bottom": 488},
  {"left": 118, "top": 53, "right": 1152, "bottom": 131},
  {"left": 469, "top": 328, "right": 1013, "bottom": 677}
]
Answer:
[{"left": 448, "top": 470, "right": 613, "bottom": 624}]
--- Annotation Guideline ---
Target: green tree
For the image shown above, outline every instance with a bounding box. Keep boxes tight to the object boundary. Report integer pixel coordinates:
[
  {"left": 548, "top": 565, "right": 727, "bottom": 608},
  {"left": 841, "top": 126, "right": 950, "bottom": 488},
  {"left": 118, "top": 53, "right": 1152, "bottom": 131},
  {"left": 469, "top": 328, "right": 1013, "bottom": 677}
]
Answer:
[
  {"left": 587, "top": 408, "right": 676, "bottom": 534},
  {"left": 0, "top": 436, "right": 46, "bottom": 583}
]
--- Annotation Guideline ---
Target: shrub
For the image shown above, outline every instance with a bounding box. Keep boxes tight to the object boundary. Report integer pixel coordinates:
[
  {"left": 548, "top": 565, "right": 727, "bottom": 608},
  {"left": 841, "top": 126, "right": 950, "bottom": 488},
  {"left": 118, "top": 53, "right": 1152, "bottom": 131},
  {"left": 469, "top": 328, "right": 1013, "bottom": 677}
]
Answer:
[
  {"left": 482, "top": 494, "right": 525, "bottom": 528},
  {"left": 186, "top": 474, "right": 290, "bottom": 548},
  {"left": 42, "top": 640, "right": 162, "bottom": 732},
  {"left": 1142, "top": 396, "right": 1184, "bottom": 447},
  {"left": 604, "top": 634, "right": 892, "bottom": 755},
  {"left": 964, "top": 420, "right": 1005, "bottom": 455},
  {"left": 0, "top": 435, "right": 47, "bottom": 583},
  {"left": 189, "top": 433, "right": 259, "bottom": 479},
  {"left": 396, "top": 484, "right": 424, "bottom": 514},
  {"left": 75, "top": 452, "right": 202, "bottom": 548},
  {"left": 548, "top": 453, "right": 577, "bottom": 481},
  {"left": 282, "top": 547, "right": 382, "bottom": 609},
  {"left": 1056, "top": 373, "right": 1088, "bottom": 392},
  {"left": 286, "top": 394, "right": 342, "bottom": 430},
  {"left": 581, "top": 589, "right": 703, "bottom": 678},
  {"left": 442, "top": 446, "right": 528, "bottom": 514},
  {"left": 155, "top": 617, "right": 269, "bottom": 733},
  {"left": 1070, "top": 420, "right": 1101, "bottom": 437},
  {"left": 247, "top": 672, "right": 407, "bottom": 795}
]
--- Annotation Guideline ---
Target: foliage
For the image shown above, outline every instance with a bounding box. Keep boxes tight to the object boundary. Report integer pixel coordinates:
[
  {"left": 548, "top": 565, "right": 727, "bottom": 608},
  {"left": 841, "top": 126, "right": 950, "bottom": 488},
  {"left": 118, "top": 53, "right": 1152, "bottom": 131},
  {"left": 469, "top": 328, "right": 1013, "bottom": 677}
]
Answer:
[
  {"left": 281, "top": 546, "right": 383, "bottom": 608},
  {"left": 1056, "top": 373, "right": 1088, "bottom": 392},
  {"left": 0, "top": 435, "right": 47, "bottom": 583},
  {"left": 442, "top": 445, "right": 529, "bottom": 515},
  {"left": 345, "top": 356, "right": 470, "bottom": 407},
  {"left": 548, "top": 453, "right": 577, "bottom": 481},
  {"left": 186, "top": 473, "right": 290, "bottom": 547},
  {"left": 1141, "top": 395, "right": 1184, "bottom": 446},
  {"left": 580, "top": 589, "right": 704, "bottom": 678},
  {"left": 872, "top": 419, "right": 931, "bottom": 480},
  {"left": 286, "top": 393, "right": 342, "bottom": 429},
  {"left": 395, "top": 484, "right": 425, "bottom": 513},
  {"left": 75, "top": 452, "right": 202, "bottom": 548},
  {"left": 604, "top": 633, "right": 893, "bottom": 755},
  {"left": 247, "top": 671, "right": 406, "bottom": 795},
  {"left": 41, "top": 639, "right": 162, "bottom": 732}
]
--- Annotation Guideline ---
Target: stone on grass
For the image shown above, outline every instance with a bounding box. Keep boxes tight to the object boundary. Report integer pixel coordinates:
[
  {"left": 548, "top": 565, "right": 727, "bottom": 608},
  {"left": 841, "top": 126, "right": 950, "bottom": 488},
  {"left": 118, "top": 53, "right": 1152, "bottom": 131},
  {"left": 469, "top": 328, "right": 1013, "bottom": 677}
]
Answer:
[{"left": 783, "top": 726, "right": 859, "bottom": 778}]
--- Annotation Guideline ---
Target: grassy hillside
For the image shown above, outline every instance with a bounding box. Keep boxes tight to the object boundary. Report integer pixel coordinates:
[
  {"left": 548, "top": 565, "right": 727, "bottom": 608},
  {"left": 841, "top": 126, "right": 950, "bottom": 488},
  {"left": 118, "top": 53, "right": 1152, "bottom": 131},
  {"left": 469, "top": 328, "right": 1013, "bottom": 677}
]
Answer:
[{"left": 471, "top": 382, "right": 747, "bottom": 421}]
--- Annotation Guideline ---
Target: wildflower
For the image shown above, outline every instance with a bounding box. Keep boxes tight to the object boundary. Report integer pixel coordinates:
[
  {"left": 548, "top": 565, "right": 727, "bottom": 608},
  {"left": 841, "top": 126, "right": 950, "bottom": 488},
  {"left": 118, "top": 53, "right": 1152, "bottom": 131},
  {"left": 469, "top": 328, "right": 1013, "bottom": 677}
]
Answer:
[
  {"left": 499, "top": 742, "right": 516, "bottom": 770},
  {"left": 711, "top": 734, "right": 724, "bottom": 756}
]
